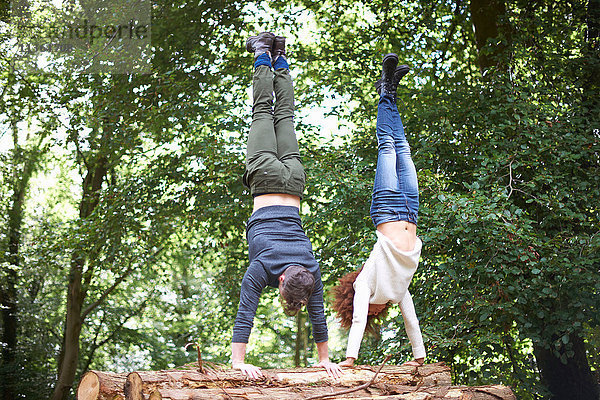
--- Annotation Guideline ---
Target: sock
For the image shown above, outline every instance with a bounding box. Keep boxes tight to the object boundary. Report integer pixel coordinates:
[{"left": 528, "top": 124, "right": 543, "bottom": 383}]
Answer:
[
  {"left": 254, "top": 52, "right": 272, "bottom": 69},
  {"left": 272, "top": 55, "right": 289, "bottom": 70}
]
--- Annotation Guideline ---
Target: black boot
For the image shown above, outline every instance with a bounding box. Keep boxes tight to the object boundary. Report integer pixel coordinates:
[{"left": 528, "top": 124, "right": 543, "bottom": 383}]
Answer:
[
  {"left": 375, "top": 65, "right": 410, "bottom": 96},
  {"left": 246, "top": 32, "right": 275, "bottom": 59},
  {"left": 380, "top": 53, "right": 398, "bottom": 96}
]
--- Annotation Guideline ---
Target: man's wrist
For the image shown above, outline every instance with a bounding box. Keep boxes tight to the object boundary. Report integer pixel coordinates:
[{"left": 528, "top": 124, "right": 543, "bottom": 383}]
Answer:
[{"left": 231, "top": 342, "right": 247, "bottom": 367}]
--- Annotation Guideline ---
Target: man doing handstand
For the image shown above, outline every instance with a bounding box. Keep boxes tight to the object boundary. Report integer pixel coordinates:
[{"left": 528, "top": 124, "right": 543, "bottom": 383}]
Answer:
[{"left": 231, "top": 31, "right": 341, "bottom": 379}]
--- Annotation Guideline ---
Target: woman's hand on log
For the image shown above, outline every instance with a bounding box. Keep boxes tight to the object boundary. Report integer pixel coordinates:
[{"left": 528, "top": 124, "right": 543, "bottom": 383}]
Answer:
[
  {"left": 232, "top": 362, "right": 263, "bottom": 379},
  {"left": 314, "top": 360, "right": 343, "bottom": 379},
  {"left": 401, "top": 358, "right": 424, "bottom": 367},
  {"left": 338, "top": 357, "right": 355, "bottom": 367}
]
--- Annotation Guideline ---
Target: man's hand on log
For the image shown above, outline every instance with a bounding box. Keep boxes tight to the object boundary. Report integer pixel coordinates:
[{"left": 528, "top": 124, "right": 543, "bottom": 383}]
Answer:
[
  {"left": 314, "top": 360, "right": 342, "bottom": 379},
  {"left": 232, "top": 362, "right": 263, "bottom": 379}
]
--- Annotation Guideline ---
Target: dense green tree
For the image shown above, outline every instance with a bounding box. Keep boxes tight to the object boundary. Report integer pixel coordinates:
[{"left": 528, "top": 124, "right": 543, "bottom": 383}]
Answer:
[
  {"left": 0, "top": 63, "right": 56, "bottom": 399},
  {"left": 1, "top": 1, "right": 598, "bottom": 399},
  {"left": 283, "top": 0, "right": 600, "bottom": 398}
]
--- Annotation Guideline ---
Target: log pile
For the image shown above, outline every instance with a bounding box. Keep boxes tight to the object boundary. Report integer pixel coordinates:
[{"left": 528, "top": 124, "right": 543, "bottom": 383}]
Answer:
[{"left": 77, "top": 362, "right": 516, "bottom": 400}]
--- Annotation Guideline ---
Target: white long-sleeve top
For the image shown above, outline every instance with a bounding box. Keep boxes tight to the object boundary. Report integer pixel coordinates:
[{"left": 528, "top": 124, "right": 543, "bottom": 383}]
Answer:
[{"left": 346, "top": 230, "right": 426, "bottom": 360}]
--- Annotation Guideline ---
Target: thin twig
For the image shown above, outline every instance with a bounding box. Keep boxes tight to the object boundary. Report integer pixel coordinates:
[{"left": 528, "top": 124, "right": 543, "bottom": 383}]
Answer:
[
  {"left": 80, "top": 245, "right": 164, "bottom": 320},
  {"left": 184, "top": 342, "right": 204, "bottom": 373},
  {"left": 506, "top": 159, "right": 514, "bottom": 198},
  {"left": 305, "top": 354, "right": 392, "bottom": 400}
]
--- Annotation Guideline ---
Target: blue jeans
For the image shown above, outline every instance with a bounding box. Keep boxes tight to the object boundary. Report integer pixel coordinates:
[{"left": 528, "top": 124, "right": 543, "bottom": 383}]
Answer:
[{"left": 370, "top": 94, "right": 419, "bottom": 227}]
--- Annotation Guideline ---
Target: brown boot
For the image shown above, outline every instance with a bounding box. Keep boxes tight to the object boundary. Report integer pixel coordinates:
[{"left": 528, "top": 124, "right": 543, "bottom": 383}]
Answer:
[
  {"left": 246, "top": 32, "right": 275, "bottom": 59},
  {"left": 271, "top": 35, "right": 286, "bottom": 64}
]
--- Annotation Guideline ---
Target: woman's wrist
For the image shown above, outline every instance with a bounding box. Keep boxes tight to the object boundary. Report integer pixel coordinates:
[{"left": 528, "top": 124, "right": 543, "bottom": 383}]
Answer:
[{"left": 339, "top": 357, "right": 356, "bottom": 367}]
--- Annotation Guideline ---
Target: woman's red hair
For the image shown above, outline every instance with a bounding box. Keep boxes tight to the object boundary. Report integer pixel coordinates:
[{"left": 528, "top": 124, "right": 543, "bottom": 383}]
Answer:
[{"left": 330, "top": 268, "right": 390, "bottom": 337}]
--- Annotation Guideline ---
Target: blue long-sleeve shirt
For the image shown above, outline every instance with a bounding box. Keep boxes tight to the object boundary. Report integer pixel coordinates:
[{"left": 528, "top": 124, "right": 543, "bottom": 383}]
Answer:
[{"left": 232, "top": 205, "right": 329, "bottom": 344}]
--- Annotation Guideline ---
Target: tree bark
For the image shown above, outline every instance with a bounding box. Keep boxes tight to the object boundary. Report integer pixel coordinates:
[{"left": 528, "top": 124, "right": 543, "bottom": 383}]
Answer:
[
  {"left": 77, "top": 371, "right": 127, "bottom": 400},
  {"left": 1, "top": 120, "right": 41, "bottom": 400},
  {"left": 469, "top": 0, "right": 512, "bottom": 73},
  {"left": 533, "top": 333, "right": 600, "bottom": 400},
  {"left": 79, "top": 364, "right": 517, "bottom": 400},
  {"left": 122, "top": 363, "right": 452, "bottom": 400},
  {"left": 126, "top": 384, "right": 514, "bottom": 400},
  {"left": 51, "top": 154, "right": 108, "bottom": 400}
]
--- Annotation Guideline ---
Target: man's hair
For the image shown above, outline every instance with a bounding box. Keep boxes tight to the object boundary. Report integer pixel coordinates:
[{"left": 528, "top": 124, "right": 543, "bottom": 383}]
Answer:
[
  {"left": 280, "top": 265, "right": 315, "bottom": 316},
  {"left": 330, "top": 267, "right": 391, "bottom": 336}
]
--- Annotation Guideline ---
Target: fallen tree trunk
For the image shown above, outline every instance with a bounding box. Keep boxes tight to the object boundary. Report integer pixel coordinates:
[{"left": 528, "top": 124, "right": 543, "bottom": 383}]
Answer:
[
  {"left": 130, "top": 384, "right": 516, "bottom": 400},
  {"left": 77, "top": 363, "right": 515, "bottom": 400},
  {"left": 123, "top": 363, "right": 451, "bottom": 400},
  {"left": 77, "top": 371, "right": 127, "bottom": 400}
]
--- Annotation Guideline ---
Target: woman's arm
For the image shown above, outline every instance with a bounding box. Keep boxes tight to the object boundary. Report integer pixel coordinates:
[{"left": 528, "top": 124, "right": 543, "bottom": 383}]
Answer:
[
  {"left": 399, "top": 291, "right": 426, "bottom": 361},
  {"left": 344, "top": 283, "right": 371, "bottom": 362}
]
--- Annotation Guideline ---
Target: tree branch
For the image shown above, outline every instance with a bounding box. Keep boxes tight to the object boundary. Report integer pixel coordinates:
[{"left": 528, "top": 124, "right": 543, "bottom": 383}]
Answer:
[
  {"left": 306, "top": 354, "right": 392, "bottom": 400},
  {"left": 82, "top": 295, "right": 151, "bottom": 372},
  {"left": 80, "top": 246, "right": 164, "bottom": 320}
]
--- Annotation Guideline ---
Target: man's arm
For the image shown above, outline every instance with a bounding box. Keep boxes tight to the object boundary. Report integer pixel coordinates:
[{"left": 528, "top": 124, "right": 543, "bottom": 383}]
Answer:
[
  {"left": 314, "top": 341, "right": 342, "bottom": 378},
  {"left": 305, "top": 277, "right": 342, "bottom": 378},
  {"left": 305, "top": 277, "right": 328, "bottom": 342},
  {"left": 232, "top": 342, "right": 263, "bottom": 379},
  {"left": 231, "top": 262, "right": 267, "bottom": 378}
]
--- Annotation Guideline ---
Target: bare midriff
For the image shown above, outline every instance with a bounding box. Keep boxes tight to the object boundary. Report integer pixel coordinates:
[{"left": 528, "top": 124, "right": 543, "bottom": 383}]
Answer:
[
  {"left": 376, "top": 220, "right": 417, "bottom": 252},
  {"left": 253, "top": 193, "right": 301, "bottom": 213}
]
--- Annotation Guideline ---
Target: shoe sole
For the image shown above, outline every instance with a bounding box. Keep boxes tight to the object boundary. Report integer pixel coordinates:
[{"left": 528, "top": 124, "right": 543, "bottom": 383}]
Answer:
[
  {"left": 382, "top": 53, "right": 399, "bottom": 68},
  {"left": 272, "top": 35, "right": 286, "bottom": 57},
  {"left": 395, "top": 64, "right": 410, "bottom": 80},
  {"left": 396, "top": 64, "right": 410, "bottom": 74},
  {"left": 246, "top": 32, "right": 275, "bottom": 53}
]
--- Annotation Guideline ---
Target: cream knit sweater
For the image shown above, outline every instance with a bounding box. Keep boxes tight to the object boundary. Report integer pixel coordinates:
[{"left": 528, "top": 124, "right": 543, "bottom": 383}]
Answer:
[{"left": 346, "top": 230, "right": 426, "bottom": 360}]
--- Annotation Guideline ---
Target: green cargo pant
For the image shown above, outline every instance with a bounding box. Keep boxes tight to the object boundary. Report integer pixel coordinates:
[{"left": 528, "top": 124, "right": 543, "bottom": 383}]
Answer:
[{"left": 242, "top": 65, "right": 306, "bottom": 199}]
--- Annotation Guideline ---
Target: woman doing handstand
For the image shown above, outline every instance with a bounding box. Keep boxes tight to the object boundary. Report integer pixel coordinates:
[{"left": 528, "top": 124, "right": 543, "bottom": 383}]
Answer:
[{"left": 333, "top": 53, "right": 425, "bottom": 368}]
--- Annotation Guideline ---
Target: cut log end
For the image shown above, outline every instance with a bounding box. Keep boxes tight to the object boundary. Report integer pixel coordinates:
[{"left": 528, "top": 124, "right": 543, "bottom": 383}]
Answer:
[
  {"left": 77, "top": 372, "right": 100, "bottom": 400},
  {"left": 77, "top": 371, "right": 126, "bottom": 400},
  {"left": 148, "top": 390, "right": 162, "bottom": 400},
  {"left": 124, "top": 372, "right": 143, "bottom": 400}
]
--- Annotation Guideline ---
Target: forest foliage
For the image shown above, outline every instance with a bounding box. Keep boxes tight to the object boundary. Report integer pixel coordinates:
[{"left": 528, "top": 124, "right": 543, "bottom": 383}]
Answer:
[{"left": 0, "top": 0, "right": 599, "bottom": 399}]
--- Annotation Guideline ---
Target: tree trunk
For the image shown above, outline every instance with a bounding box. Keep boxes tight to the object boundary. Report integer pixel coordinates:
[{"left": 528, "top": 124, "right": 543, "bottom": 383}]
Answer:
[
  {"left": 122, "top": 363, "right": 452, "bottom": 400},
  {"left": 533, "top": 333, "right": 600, "bottom": 400},
  {"left": 77, "top": 371, "right": 127, "bottom": 400},
  {"left": 583, "top": 0, "right": 599, "bottom": 107},
  {"left": 470, "top": 0, "right": 512, "bottom": 73},
  {"left": 51, "top": 156, "right": 108, "bottom": 400},
  {"left": 80, "top": 364, "right": 517, "bottom": 400},
  {"left": 1, "top": 120, "right": 41, "bottom": 400},
  {"left": 295, "top": 310, "right": 310, "bottom": 367},
  {"left": 135, "top": 385, "right": 515, "bottom": 400},
  {"left": 295, "top": 311, "right": 303, "bottom": 367}
]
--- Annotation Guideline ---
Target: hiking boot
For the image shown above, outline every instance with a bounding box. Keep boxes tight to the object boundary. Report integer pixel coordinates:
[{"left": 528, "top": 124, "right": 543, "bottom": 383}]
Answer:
[
  {"left": 246, "top": 32, "right": 276, "bottom": 58},
  {"left": 272, "top": 35, "right": 286, "bottom": 64},
  {"left": 380, "top": 53, "right": 399, "bottom": 96},
  {"left": 376, "top": 64, "right": 410, "bottom": 96}
]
